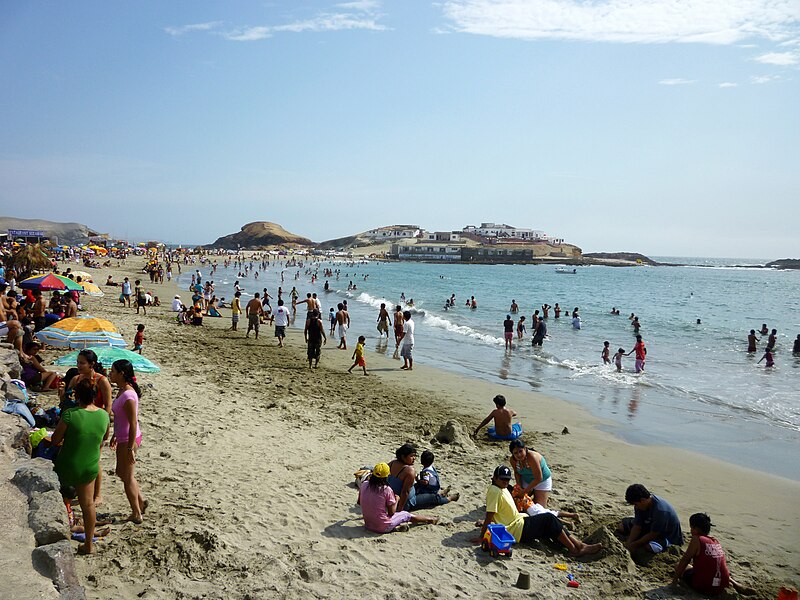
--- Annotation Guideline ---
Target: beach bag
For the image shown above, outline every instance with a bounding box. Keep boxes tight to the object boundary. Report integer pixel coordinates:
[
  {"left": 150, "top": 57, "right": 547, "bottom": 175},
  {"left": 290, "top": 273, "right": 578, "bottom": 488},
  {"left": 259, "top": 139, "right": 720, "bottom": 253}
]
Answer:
[{"left": 119, "top": 293, "right": 125, "bottom": 304}]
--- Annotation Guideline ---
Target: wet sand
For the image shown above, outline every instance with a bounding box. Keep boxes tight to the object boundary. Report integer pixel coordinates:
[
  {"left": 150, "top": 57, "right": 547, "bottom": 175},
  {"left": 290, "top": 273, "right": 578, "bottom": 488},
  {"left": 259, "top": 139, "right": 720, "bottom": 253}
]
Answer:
[{"left": 43, "top": 260, "right": 800, "bottom": 599}]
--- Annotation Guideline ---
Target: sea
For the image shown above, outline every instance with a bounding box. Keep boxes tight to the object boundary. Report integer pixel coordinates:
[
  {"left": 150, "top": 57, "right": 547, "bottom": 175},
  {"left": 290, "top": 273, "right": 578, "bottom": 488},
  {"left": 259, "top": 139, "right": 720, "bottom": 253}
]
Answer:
[{"left": 180, "top": 256, "right": 800, "bottom": 480}]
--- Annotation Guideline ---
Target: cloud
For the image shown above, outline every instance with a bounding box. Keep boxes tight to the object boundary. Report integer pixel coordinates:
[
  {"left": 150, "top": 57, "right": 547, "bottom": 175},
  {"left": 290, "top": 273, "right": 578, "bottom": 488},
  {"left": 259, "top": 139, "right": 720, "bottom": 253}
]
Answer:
[
  {"left": 718, "top": 82, "right": 738, "bottom": 87},
  {"left": 164, "top": 22, "right": 222, "bottom": 37},
  {"left": 754, "top": 51, "right": 799, "bottom": 65},
  {"left": 750, "top": 74, "right": 780, "bottom": 84},
  {"left": 165, "top": 3, "right": 387, "bottom": 42},
  {"left": 221, "top": 27, "right": 272, "bottom": 41},
  {"left": 659, "top": 78, "right": 696, "bottom": 85},
  {"left": 440, "top": 0, "right": 800, "bottom": 45},
  {"left": 336, "top": 0, "right": 381, "bottom": 9}
]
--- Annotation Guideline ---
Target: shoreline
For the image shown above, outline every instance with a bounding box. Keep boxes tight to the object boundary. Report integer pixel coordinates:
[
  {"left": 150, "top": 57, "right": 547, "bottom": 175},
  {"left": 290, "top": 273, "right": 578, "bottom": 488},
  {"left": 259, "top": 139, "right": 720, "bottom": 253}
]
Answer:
[{"left": 39, "top": 259, "right": 799, "bottom": 598}]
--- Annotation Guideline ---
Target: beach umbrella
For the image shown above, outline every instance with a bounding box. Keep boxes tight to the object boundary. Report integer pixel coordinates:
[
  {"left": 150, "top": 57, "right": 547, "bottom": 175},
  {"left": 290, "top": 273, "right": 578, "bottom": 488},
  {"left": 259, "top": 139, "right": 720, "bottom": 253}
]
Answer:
[
  {"left": 6, "top": 243, "right": 54, "bottom": 279},
  {"left": 20, "top": 273, "right": 83, "bottom": 291},
  {"left": 53, "top": 346, "right": 159, "bottom": 373},
  {"left": 70, "top": 270, "right": 93, "bottom": 280},
  {"left": 36, "top": 316, "right": 126, "bottom": 349},
  {"left": 79, "top": 281, "right": 104, "bottom": 297}
]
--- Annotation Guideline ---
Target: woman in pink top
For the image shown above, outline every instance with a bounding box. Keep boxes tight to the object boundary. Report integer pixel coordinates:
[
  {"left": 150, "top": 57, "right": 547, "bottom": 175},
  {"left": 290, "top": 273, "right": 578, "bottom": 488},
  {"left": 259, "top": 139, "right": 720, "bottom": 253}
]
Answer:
[
  {"left": 109, "top": 359, "right": 147, "bottom": 524},
  {"left": 357, "top": 463, "right": 438, "bottom": 533}
]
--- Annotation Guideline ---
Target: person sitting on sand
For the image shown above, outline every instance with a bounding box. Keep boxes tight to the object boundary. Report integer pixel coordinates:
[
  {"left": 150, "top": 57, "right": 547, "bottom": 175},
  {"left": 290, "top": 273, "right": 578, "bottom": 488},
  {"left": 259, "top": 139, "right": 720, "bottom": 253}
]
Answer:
[
  {"left": 618, "top": 483, "right": 683, "bottom": 556},
  {"left": 474, "top": 466, "right": 602, "bottom": 556},
  {"left": 509, "top": 440, "right": 552, "bottom": 507},
  {"left": 474, "top": 395, "right": 521, "bottom": 440},
  {"left": 672, "top": 513, "right": 755, "bottom": 596},
  {"left": 20, "top": 341, "right": 60, "bottom": 391},
  {"left": 415, "top": 450, "right": 452, "bottom": 500},
  {"left": 388, "top": 444, "right": 458, "bottom": 512},
  {"left": 358, "top": 463, "right": 439, "bottom": 534},
  {"left": 51, "top": 378, "right": 110, "bottom": 555}
]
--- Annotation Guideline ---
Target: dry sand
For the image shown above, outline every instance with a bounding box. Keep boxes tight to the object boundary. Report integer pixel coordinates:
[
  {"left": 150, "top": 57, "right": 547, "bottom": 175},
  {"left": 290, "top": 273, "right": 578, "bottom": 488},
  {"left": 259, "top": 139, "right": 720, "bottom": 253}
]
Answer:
[{"left": 31, "top": 259, "right": 799, "bottom": 599}]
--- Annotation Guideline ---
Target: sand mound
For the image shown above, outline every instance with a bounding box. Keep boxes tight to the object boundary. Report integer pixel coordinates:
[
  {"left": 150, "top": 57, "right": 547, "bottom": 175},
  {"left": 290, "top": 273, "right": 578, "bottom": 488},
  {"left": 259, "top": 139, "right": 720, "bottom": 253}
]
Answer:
[{"left": 433, "top": 420, "right": 475, "bottom": 450}]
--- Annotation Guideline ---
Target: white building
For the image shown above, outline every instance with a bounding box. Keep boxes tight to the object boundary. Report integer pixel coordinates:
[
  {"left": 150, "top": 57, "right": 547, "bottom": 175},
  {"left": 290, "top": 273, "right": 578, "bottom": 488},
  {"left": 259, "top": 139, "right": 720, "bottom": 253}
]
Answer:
[
  {"left": 462, "top": 223, "right": 558, "bottom": 242},
  {"left": 364, "top": 225, "right": 421, "bottom": 240}
]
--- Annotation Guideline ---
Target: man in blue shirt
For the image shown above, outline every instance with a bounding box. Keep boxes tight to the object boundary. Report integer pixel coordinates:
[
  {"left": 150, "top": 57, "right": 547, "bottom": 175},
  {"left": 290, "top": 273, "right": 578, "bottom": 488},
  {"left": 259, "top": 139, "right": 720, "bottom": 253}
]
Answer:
[{"left": 618, "top": 483, "right": 683, "bottom": 556}]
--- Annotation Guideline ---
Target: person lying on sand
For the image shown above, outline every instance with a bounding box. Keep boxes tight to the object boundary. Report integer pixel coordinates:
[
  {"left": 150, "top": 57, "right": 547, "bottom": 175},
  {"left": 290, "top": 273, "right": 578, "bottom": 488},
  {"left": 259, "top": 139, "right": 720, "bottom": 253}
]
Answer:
[{"left": 473, "top": 466, "right": 601, "bottom": 557}]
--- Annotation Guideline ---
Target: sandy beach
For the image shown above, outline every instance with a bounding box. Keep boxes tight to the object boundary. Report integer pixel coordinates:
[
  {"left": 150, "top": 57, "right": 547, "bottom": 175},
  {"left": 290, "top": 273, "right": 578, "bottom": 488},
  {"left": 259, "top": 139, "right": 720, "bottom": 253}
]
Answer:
[{"left": 37, "top": 259, "right": 799, "bottom": 599}]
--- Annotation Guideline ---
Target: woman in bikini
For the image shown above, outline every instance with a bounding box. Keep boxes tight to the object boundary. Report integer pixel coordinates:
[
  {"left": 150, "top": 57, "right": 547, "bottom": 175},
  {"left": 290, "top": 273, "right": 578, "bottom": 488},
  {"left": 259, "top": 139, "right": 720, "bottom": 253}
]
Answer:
[{"left": 509, "top": 440, "right": 553, "bottom": 508}]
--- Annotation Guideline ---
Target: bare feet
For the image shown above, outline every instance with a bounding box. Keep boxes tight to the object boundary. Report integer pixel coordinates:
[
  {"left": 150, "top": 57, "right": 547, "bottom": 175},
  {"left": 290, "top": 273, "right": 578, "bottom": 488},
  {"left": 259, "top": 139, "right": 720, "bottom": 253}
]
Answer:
[
  {"left": 574, "top": 513, "right": 582, "bottom": 524},
  {"left": 141, "top": 499, "right": 149, "bottom": 514},
  {"left": 395, "top": 523, "right": 409, "bottom": 532},
  {"left": 93, "top": 497, "right": 103, "bottom": 507},
  {"left": 570, "top": 542, "right": 603, "bottom": 556},
  {"left": 127, "top": 514, "right": 143, "bottom": 524},
  {"left": 447, "top": 493, "right": 459, "bottom": 502},
  {"left": 77, "top": 543, "right": 95, "bottom": 555}
]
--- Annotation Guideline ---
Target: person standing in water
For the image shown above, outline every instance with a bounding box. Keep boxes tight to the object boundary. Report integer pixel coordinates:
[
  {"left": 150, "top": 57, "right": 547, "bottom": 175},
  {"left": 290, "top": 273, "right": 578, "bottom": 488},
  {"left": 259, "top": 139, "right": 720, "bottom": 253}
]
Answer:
[
  {"left": 503, "top": 315, "right": 514, "bottom": 350},
  {"left": 747, "top": 330, "right": 759, "bottom": 353},
  {"left": 627, "top": 335, "right": 647, "bottom": 372}
]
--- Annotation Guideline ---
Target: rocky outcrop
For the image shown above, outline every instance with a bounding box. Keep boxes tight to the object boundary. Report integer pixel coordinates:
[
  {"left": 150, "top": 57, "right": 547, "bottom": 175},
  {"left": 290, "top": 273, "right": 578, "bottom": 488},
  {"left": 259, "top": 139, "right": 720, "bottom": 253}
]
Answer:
[
  {"left": 583, "top": 252, "right": 659, "bottom": 265},
  {"left": 765, "top": 258, "right": 800, "bottom": 270},
  {"left": 0, "top": 216, "right": 99, "bottom": 247},
  {"left": 206, "top": 221, "right": 313, "bottom": 249}
]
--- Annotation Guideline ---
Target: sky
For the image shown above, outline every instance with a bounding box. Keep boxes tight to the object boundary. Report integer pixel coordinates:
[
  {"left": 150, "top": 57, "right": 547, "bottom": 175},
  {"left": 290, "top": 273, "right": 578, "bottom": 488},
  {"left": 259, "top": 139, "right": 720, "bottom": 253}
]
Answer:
[{"left": 1, "top": 1, "right": 798, "bottom": 258}]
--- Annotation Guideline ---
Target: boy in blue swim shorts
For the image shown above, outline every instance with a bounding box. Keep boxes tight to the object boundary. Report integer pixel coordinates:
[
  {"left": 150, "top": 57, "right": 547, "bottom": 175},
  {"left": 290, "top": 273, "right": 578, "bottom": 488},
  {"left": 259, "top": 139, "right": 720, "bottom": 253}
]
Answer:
[{"left": 474, "top": 395, "right": 522, "bottom": 439}]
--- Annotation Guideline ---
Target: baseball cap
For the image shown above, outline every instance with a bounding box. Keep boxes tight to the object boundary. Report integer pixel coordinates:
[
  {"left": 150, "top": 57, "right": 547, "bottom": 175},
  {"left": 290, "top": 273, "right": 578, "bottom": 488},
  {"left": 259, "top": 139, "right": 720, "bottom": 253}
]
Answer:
[
  {"left": 493, "top": 465, "right": 513, "bottom": 480},
  {"left": 372, "top": 463, "right": 390, "bottom": 479}
]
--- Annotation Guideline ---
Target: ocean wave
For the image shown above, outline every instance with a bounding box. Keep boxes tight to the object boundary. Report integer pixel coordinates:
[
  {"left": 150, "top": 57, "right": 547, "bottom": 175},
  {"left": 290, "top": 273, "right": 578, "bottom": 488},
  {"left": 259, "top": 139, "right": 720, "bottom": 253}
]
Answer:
[{"left": 422, "top": 313, "right": 505, "bottom": 346}]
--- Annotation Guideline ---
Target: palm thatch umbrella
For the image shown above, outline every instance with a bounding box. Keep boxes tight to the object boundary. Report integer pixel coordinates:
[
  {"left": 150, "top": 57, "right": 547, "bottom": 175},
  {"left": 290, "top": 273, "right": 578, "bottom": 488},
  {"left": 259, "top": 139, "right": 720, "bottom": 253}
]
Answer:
[{"left": 6, "top": 244, "right": 54, "bottom": 279}]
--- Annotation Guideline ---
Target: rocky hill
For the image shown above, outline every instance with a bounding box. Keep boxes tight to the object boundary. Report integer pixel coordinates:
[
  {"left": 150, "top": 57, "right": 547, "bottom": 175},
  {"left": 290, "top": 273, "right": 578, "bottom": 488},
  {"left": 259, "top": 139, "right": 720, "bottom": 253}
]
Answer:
[
  {"left": 206, "top": 222, "right": 312, "bottom": 249},
  {"left": 0, "top": 216, "right": 99, "bottom": 246}
]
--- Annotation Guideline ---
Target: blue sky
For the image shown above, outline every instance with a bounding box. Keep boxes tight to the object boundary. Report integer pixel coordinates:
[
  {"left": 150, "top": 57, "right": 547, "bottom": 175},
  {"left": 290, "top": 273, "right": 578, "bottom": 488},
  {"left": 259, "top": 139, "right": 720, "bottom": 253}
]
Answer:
[{"left": 1, "top": 1, "right": 798, "bottom": 258}]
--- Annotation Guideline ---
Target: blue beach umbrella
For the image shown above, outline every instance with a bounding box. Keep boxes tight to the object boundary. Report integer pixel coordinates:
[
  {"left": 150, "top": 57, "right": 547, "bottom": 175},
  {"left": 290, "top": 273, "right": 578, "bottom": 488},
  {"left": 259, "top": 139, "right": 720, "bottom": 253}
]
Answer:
[{"left": 53, "top": 346, "right": 160, "bottom": 373}]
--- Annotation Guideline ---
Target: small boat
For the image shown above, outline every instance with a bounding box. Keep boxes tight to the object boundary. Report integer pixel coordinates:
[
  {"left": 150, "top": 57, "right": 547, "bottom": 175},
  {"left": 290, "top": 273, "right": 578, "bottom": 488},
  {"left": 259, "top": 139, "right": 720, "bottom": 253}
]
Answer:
[{"left": 555, "top": 267, "right": 577, "bottom": 274}]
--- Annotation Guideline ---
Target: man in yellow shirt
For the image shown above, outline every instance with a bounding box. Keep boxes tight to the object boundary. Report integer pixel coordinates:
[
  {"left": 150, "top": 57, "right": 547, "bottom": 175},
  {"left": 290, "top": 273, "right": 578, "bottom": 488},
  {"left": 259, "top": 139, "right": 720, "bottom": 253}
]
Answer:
[{"left": 475, "top": 466, "right": 602, "bottom": 556}]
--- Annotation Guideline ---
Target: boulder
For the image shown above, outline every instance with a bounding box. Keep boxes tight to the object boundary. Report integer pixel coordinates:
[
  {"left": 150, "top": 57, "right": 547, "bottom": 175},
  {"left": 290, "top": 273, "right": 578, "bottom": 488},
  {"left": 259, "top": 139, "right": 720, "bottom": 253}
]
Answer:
[
  {"left": 12, "top": 459, "right": 61, "bottom": 499},
  {"left": 0, "top": 347, "right": 22, "bottom": 379},
  {"left": 32, "top": 540, "right": 81, "bottom": 592},
  {"left": 434, "top": 420, "right": 475, "bottom": 450},
  {"left": 29, "top": 490, "right": 70, "bottom": 546}
]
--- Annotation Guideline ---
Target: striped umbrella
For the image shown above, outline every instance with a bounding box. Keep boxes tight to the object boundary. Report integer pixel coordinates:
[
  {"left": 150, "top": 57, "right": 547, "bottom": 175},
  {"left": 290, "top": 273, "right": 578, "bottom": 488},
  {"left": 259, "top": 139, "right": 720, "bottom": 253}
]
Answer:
[
  {"left": 20, "top": 273, "right": 83, "bottom": 291},
  {"left": 36, "top": 316, "right": 126, "bottom": 349},
  {"left": 54, "top": 347, "right": 159, "bottom": 373},
  {"left": 79, "top": 281, "right": 104, "bottom": 297}
]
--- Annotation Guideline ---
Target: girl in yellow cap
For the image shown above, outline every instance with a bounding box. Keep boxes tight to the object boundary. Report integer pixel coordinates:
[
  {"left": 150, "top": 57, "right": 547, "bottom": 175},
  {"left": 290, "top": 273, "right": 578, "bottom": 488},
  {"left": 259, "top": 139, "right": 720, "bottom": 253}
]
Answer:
[{"left": 358, "top": 463, "right": 439, "bottom": 533}]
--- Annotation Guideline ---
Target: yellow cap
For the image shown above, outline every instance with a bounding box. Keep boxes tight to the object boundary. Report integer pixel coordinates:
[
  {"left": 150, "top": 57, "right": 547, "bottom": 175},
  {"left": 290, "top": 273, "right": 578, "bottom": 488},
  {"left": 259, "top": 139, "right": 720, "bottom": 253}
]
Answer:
[{"left": 372, "top": 462, "right": 390, "bottom": 478}]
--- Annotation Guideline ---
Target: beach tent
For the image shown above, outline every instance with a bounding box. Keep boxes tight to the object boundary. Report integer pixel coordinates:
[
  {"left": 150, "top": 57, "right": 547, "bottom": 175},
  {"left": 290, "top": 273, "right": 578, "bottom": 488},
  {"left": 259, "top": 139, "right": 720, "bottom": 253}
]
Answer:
[
  {"left": 36, "top": 316, "right": 126, "bottom": 349},
  {"left": 54, "top": 347, "right": 159, "bottom": 373},
  {"left": 20, "top": 273, "right": 83, "bottom": 292}
]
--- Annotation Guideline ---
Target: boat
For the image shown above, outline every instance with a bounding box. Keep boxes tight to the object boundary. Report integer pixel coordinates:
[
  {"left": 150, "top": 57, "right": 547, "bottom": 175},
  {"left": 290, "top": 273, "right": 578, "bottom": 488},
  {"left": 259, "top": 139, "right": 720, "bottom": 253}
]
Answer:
[{"left": 555, "top": 267, "right": 577, "bottom": 274}]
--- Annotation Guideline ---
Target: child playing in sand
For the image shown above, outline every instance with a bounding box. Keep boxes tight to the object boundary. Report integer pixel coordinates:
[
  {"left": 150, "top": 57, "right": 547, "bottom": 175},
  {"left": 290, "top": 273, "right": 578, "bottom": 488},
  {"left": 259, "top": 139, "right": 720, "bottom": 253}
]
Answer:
[
  {"left": 602, "top": 341, "right": 611, "bottom": 364},
  {"left": 511, "top": 484, "right": 581, "bottom": 527},
  {"left": 134, "top": 324, "right": 145, "bottom": 354},
  {"left": 474, "top": 395, "right": 521, "bottom": 439},
  {"left": 613, "top": 347, "right": 625, "bottom": 372},
  {"left": 672, "top": 513, "right": 755, "bottom": 596},
  {"left": 348, "top": 335, "right": 368, "bottom": 375},
  {"left": 757, "top": 348, "right": 774, "bottom": 367},
  {"left": 415, "top": 450, "right": 455, "bottom": 501}
]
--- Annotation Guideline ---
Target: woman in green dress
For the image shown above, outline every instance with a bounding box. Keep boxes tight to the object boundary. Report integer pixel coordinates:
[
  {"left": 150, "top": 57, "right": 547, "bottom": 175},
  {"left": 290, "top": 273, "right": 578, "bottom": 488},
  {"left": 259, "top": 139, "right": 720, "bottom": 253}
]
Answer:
[{"left": 52, "top": 378, "right": 110, "bottom": 554}]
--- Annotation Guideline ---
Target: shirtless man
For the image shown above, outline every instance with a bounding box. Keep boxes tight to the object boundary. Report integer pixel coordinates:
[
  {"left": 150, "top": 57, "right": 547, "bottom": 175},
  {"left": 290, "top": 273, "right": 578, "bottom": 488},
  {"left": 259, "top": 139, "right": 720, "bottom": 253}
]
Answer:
[
  {"left": 510, "top": 299, "right": 519, "bottom": 314},
  {"left": 376, "top": 303, "right": 392, "bottom": 338},
  {"left": 295, "top": 293, "right": 315, "bottom": 322},
  {"left": 474, "top": 395, "right": 517, "bottom": 438},
  {"left": 393, "top": 305, "right": 404, "bottom": 347},
  {"left": 65, "top": 294, "right": 78, "bottom": 318},
  {"left": 747, "top": 330, "right": 759, "bottom": 352},
  {"left": 554, "top": 303, "right": 561, "bottom": 319},
  {"left": 33, "top": 290, "right": 47, "bottom": 331},
  {"left": 336, "top": 302, "right": 349, "bottom": 349},
  {"left": 245, "top": 293, "right": 263, "bottom": 339}
]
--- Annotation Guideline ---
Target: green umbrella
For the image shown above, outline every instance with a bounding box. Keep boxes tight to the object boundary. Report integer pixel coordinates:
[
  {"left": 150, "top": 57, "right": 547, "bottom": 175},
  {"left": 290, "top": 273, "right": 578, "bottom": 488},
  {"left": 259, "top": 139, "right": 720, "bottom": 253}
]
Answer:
[{"left": 53, "top": 346, "right": 160, "bottom": 373}]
